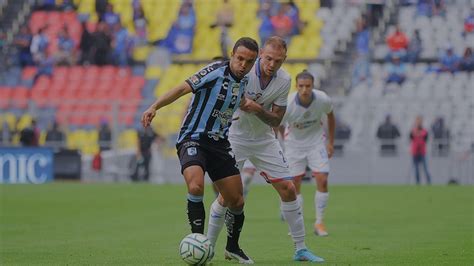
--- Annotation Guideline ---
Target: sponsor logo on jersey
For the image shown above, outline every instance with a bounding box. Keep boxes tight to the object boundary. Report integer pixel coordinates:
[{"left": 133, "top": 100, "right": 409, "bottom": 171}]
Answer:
[
  {"left": 190, "top": 75, "right": 200, "bottom": 85},
  {"left": 187, "top": 147, "right": 197, "bottom": 156}
]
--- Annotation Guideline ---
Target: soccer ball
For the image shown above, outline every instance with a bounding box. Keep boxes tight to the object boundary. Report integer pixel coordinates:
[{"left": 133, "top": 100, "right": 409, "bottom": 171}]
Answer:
[{"left": 179, "top": 233, "right": 214, "bottom": 265}]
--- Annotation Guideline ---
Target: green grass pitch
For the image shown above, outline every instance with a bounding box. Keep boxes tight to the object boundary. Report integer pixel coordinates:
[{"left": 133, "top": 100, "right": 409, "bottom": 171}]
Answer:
[{"left": 1, "top": 184, "right": 473, "bottom": 265}]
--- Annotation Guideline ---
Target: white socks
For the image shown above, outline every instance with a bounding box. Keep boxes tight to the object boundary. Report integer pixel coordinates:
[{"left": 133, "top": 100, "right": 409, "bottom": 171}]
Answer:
[
  {"left": 281, "top": 199, "right": 306, "bottom": 251},
  {"left": 207, "top": 199, "right": 227, "bottom": 247},
  {"left": 315, "top": 191, "right": 329, "bottom": 225},
  {"left": 296, "top": 194, "right": 304, "bottom": 217},
  {"left": 242, "top": 171, "right": 254, "bottom": 198}
]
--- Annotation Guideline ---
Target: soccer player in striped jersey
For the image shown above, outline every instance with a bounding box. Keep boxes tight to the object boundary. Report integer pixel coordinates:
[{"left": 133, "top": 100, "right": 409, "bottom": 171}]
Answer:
[
  {"left": 142, "top": 37, "right": 259, "bottom": 264},
  {"left": 281, "top": 70, "right": 335, "bottom": 237},
  {"left": 206, "top": 36, "right": 324, "bottom": 263}
]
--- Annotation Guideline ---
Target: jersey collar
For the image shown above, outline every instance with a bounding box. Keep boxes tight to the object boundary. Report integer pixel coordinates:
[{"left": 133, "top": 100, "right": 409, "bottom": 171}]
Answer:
[{"left": 295, "top": 91, "right": 315, "bottom": 108}]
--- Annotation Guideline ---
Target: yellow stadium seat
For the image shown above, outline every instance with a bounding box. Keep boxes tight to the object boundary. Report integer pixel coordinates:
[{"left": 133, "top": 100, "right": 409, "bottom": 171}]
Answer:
[{"left": 145, "top": 66, "right": 162, "bottom": 79}]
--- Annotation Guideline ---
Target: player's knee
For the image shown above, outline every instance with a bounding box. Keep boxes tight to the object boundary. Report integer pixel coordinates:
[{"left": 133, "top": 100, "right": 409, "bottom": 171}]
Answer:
[
  {"left": 279, "top": 181, "right": 297, "bottom": 201},
  {"left": 226, "top": 194, "right": 244, "bottom": 210},
  {"left": 188, "top": 182, "right": 204, "bottom": 195}
]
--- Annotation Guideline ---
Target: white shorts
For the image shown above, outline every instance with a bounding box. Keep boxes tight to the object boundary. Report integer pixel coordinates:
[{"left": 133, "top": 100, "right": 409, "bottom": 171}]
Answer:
[
  {"left": 230, "top": 137, "right": 292, "bottom": 183},
  {"left": 286, "top": 144, "right": 330, "bottom": 177}
]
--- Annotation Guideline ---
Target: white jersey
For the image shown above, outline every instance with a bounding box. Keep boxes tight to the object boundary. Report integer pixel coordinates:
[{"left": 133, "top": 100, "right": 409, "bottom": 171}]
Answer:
[
  {"left": 229, "top": 59, "right": 291, "bottom": 141},
  {"left": 282, "top": 90, "right": 333, "bottom": 149}
]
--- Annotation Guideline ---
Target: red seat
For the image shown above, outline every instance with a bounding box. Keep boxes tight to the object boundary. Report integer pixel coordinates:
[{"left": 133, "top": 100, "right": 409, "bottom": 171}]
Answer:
[
  {"left": 11, "top": 87, "right": 30, "bottom": 109},
  {"left": 0, "top": 87, "right": 11, "bottom": 109},
  {"left": 22, "top": 66, "right": 37, "bottom": 81}
]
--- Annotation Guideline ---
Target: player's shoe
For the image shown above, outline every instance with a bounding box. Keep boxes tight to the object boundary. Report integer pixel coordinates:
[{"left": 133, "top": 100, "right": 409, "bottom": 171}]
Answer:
[
  {"left": 294, "top": 249, "right": 325, "bottom": 262},
  {"left": 314, "top": 223, "right": 329, "bottom": 237},
  {"left": 224, "top": 248, "right": 254, "bottom": 264}
]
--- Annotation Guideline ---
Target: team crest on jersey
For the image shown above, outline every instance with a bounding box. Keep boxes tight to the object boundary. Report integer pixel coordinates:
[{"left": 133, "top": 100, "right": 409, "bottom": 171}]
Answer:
[
  {"left": 303, "top": 111, "right": 310, "bottom": 118},
  {"left": 231, "top": 83, "right": 240, "bottom": 95},
  {"left": 190, "top": 75, "right": 200, "bottom": 85},
  {"left": 187, "top": 147, "right": 197, "bottom": 156}
]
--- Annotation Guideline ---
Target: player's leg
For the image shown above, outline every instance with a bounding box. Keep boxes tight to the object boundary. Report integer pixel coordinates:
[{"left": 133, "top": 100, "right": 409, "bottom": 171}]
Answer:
[
  {"left": 177, "top": 141, "right": 207, "bottom": 234},
  {"left": 207, "top": 141, "right": 248, "bottom": 248},
  {"left": 313, "top": 172, "right": 329, "bottom": 236},
  {"left": 287, "top": 148, "right": 308, "bottom": 217},
  {"left": 214, "top": 175, "right": 253, "bottom": 264},
  {"left": 209, "top": 154, "right": 253, "bottom": 264},
  {"left": 255, "top": 140, "right": 323, "bottom": 262},
  {"left": 183, "top": 165, "right": 206, "bottom": 234},
  {"left": 309, "top": 145, "right": 330, "bottom": 236}
]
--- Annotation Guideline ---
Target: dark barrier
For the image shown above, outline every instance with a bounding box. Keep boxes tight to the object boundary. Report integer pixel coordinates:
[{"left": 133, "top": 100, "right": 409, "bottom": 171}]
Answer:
[{"left": 53, "top": 149, "right": 81, "bottom": 180}]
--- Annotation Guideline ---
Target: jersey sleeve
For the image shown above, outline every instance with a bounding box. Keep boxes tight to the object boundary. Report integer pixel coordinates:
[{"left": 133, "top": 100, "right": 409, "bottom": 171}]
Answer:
[
  {"left": 273, "top": 79, "right": 291, "bottom": 107},
  {"left": 185, "top": 63, "right": 221, "bottom": 93}
]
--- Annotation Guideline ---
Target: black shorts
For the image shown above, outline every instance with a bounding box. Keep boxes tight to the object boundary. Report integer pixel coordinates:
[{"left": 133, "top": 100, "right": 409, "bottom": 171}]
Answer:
[{"left": 176, "top": 138, "right": 240, "bottom": 182}]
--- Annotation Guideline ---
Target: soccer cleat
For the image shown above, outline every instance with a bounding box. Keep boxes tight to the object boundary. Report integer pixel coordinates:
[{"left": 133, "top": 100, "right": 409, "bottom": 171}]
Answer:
[
  {"left": 314, "top": 223, "right": 329, "bottom": 237},
  {"left": 224, "top": 249, "right": 254, "bottom": 264},
  {"left": 294, "top": 249, "right": 325, "bottom": 262}
]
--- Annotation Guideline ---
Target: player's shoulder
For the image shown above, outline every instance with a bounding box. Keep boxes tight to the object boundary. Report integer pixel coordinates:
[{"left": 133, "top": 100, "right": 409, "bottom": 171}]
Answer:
[
  {"left": 314, "top": 89, "right": 331, "bottom": 101},
  {"left": 276, "top": 67, "right": 291, "bottom": 83},
  {"left": 199, "top": 61, "right": 227, "bottom": 75}
]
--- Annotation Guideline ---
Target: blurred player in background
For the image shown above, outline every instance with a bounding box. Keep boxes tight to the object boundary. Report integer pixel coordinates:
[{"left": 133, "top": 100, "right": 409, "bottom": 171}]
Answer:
[
  {"left": 142, "top": 37, "right": 259, "bottom": 264},
  {"left": 280, "top": 70, "right": 335, "bottom": 237},
  {"left": 207, "top": 36, "right": 324, "bottom": 263}
]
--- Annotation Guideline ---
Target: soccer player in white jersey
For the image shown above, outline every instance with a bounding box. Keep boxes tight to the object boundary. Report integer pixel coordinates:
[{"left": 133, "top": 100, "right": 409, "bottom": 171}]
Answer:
[
  {"left": 281, "top": 70, "right": 335, "bottom": 237},
  {"left": 207, "top": 36, "right": 324, "bottom": 263}
]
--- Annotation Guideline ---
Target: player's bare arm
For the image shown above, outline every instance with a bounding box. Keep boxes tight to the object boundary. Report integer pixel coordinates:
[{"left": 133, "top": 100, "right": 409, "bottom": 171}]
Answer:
[
  {"left": 141, "top": 82, "right": 192, "bottom": 128},
  {"left": 326, "top": 111, "right": 335, "bottom": 158},
  {"left": 241, "top": 99, "right": 286, "bottom": 127}
]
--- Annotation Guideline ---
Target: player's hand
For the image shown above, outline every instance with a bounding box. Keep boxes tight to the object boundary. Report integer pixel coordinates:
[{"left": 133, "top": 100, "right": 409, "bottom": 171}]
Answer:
[
  {"left": 326, "top": 143, "right": 334, "bottom": 158},
  {"left": 240, "top": 98, "right": 262, "bottom": 114},
  {"left": 141, "top": 108, "right": 156, "bottom": 128}
]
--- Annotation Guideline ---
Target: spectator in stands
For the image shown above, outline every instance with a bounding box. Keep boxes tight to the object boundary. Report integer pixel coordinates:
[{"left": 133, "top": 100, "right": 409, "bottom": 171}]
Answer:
[
  {"left": 35, "top": 0, "right": 56, "bottom": 11},
  {"left": 102, "top": 3, "right": 120, "bottom": 28},
  {"left": 460, "top": 47, "right": 474, "bottom": 72},
  {"left": 271, "top": 5, "right": 294, "bottom": 43},
  {"left": 20, "top": 119, "right": 39, "bottom": 147},
  {"left": 320, "top": 0, "right": 333, "bottom": 8},
  {"left": 132, "top": 2, "right": 148, "bottom": 45},
  {"left": 33, "top": 51, "right": 54, "bottom": 83},
  {"left": 431, "top": 116, "right": 449, "bottom": 156},
  {"left": 92, "top": 22, "right": 112, "bottom": 66},
  {"left": 386, "top": 25, "right": 409, "bottom": 58},
  {"left": 284, "top": 0, "right": 306, "bottom": 35},
  {"left": 385, "top": 54, "right": 407, "bottom": 85},
  {"left": 410, "top": 116, "right": 432, "bottom": 185},
  {"left": 376, "top": 115, "right": 401, "bottom": 155},
  {"left": 79, "top": 22, "right": 93, "bottom": 65},
  {"left": 14, "top": 26, "right": 34, "bottom": 67},
  {"left": 464, "top": 8, "right": 474, "bottom": 36},
  {"left": 96, "top": 0, "right": 109, "bottom": 22},
  {"left": 133, "top": 126, "right": 163, "bottom": 182},
  {"left": 56, "top": 27, "right": 75, "bottom": 66},
  {"left": 366, "top": 0, "right": 385, "bottom": 28},
  {"left": 352, "top": 17, "right": 371, "bottom": 87},
  {"left": 416, "top": 0, "right": 433, "bottom": 17},
  {"left": 30, "top": 26, "right": 49, "bottom": 64},
  {"left": 159, "top": 2, "right": 196, "bottom": 54},
  {"left": 432, "top": 0, "right": 446, "bottom": 17},
  {"left": 439, "top": 46, "right": 460, "bottom": 73},
  {"left": 59, "top": 0, "right": 76, "bottom": 12},
  {"left": 406, "top": 30, "right": 422, "bottom": 63},
  {"left": 98, "top": 120, "right": 112, "bottom": 151},
  {"left": 258, "top": 9, "right": 274, "bottom": 45},
  {"left": 111, "top": 23, "right": 129, "bottom": 66},
  {"left": 210, "top": 0, "right": 234, "bottom": 58},
  {"left": 45, "top": 120, "right": 65, "bottom": 149},
  {"left": 0, "top": 121, "right": 13, "bottom": 145}
]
